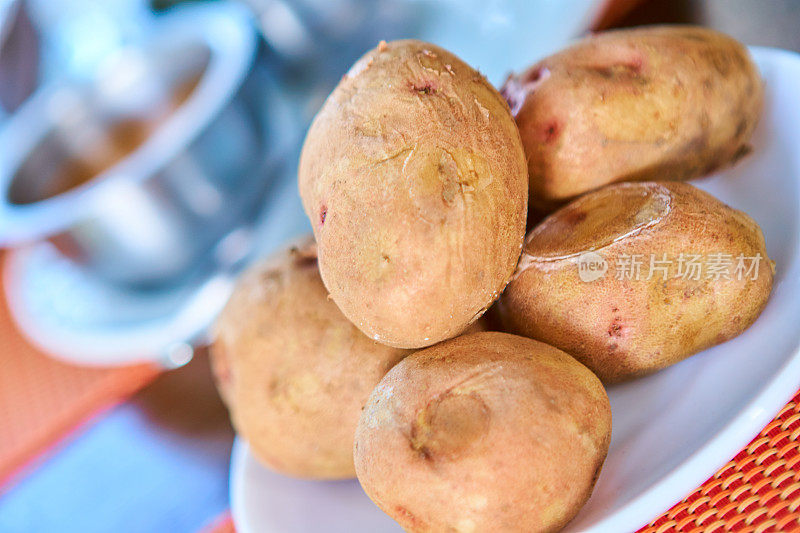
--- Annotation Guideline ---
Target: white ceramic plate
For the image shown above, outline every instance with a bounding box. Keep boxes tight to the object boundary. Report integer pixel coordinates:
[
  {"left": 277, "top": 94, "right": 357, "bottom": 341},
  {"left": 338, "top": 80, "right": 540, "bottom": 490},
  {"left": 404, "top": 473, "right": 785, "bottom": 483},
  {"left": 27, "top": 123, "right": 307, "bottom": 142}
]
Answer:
[{"left": 230, "top": 47, "right": 800, "bottom": 532}]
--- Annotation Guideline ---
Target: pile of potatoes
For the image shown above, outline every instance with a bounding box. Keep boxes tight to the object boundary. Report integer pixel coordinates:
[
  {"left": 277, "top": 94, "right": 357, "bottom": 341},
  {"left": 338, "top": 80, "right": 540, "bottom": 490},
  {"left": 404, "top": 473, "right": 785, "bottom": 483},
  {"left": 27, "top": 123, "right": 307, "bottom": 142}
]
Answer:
[{"left": 211, "top": 26, "right": 774, "bottom": 532}]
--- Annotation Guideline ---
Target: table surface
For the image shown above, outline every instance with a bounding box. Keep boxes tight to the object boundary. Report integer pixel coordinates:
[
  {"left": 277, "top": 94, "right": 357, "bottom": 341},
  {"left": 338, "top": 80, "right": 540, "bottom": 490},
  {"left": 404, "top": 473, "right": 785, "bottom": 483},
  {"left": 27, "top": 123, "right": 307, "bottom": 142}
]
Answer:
[{"left": 0, "top": 349, "right": 234, "bottom": 533}]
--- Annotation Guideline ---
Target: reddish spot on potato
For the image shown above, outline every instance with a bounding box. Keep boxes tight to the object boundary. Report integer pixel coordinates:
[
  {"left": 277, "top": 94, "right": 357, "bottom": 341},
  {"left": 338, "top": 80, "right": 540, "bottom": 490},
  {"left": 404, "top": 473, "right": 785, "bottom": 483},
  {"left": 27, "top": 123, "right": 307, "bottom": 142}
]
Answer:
[
  {"left": 394, "top": 506, "right": 424, "bottom": 530},
  {"left": 414, "top": 445, "right": 433, "bottom": 462},
  {"left": 564, "top": 210, "right": 587, "bottom": 225},
  {"left": 319, "top": 205, "right": 327, "bottom": 226},
  {"left": 213, "top": 343, "right": 232, "bottom": 388},
  {"left": 525, "top": 66, "right": 547, "bottom": 83},
  {"left": 542, "top": 120, "right": 561, "bottom": 143},
  {"left": 410, "top": 80, "right": 438, "bottom": 95},
  {"left": 608, "top": 319, "right": 623, "bottom": 337},
  {"left": 621, "top": 56, "right": 645, "bottom": 75}
]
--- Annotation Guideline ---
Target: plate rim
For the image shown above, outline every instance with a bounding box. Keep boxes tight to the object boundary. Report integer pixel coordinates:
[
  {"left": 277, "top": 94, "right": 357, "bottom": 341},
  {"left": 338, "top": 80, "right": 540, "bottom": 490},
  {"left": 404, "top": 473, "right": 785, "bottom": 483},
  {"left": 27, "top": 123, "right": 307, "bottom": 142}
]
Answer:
[
  {"left": 583, "top": 355, "right": 800, "bottom": 532},
  {"left": 230, "top": 439, "right": 253, "bottom": 533}
]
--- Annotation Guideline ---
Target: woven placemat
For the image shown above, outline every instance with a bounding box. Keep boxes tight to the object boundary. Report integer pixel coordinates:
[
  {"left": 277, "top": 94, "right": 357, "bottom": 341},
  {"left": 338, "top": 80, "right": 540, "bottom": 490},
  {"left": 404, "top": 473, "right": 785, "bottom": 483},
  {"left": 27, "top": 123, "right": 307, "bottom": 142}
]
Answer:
[
  {"left": 0, "top": 253, "right": 159, "bottom": 489},
  {"left": 640, "top": 390, "right": 800, "bottom": 532},
  {"left": 202, "top": 511, "right": 235, "bottom": 533}
]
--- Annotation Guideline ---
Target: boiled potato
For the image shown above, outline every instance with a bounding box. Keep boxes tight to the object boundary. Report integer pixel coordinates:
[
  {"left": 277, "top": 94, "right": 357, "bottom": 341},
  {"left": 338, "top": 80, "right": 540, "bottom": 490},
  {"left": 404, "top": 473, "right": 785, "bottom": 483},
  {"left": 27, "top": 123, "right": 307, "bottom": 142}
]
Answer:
[
  {"left": 210, "top": 237, "right": 411, "bottom": 479},
  {"left": 299, "top": 39, "right": 528, "bottom": 349},
  {"left": 354, "top": 331, "right": 612, "bottom": 533},
  {"left": 495, "top": 182, "right": 774, "bottom": 383},
  {"left": 501, "top": 26, "right": 763, "bottom": 211}
]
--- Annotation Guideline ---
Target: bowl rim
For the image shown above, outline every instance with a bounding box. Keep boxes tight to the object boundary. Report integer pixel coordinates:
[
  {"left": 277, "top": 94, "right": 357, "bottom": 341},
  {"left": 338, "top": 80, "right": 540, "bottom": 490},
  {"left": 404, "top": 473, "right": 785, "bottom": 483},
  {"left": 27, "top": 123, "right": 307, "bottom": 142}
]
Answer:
[{"left": 0, "top": 2, "right": 258, "bottom": 246}]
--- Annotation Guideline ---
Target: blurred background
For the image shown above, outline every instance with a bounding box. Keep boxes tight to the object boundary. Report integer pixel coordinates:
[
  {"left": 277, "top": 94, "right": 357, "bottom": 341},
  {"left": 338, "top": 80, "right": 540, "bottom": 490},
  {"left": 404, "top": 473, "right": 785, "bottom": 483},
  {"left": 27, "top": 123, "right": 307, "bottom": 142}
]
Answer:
[{"left": 0, "top": 0, "right": 798, "bottom": 532}]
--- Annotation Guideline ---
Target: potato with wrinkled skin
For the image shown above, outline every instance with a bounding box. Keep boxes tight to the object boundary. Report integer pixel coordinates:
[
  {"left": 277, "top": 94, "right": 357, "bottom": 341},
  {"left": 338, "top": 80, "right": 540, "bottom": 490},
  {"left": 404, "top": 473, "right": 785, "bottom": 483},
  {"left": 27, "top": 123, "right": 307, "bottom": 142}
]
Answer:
[
  {"left": 354, "top": 331, "right": 612, "bottom": 533},
  {"left": 299, "top": 39, "right": 527, "bottom": 350},
  {"left": 210, "top": 237, "right": 412, "bottom": 479},
  {"left": 495, "top": 182, "right": 774, "bottom": 383},
  {"left": 501, "top": 26, "right": 763, "bottom": 211}
]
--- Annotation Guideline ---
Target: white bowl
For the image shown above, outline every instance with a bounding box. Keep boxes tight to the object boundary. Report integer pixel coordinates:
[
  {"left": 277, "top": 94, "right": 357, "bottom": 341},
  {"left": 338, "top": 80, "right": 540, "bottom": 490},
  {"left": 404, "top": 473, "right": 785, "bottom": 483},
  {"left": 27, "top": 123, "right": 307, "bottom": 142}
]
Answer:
[{"left": 229, "top": 46, "right": 800, "bottom": 533}]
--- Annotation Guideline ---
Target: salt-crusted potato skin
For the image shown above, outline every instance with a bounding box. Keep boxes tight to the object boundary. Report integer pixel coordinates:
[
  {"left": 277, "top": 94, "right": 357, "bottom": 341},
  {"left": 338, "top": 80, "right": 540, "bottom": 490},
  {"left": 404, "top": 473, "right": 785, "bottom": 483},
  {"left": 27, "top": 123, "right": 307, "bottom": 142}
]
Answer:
[
  {"left": 501, "top": 26, "right": 763, "bottom": 211},
  {"left": 210, "top": 237, "right": 410, "bottom": 479},
  {"left": 299, "top": 39, "right": 528, "bottom": 349},
  {"left": 496, "top": 182, "right": 774, "bottom": 383},
  {"left": 354, "top": 332, "right": 612, "bottom": 533}
]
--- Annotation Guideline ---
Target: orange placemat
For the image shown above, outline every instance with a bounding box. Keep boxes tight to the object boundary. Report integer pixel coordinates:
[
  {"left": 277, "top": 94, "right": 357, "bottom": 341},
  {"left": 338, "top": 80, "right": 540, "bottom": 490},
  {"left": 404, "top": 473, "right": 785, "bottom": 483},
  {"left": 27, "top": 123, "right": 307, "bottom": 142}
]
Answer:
[
  {"left": 640, "top": 390, "right": 800, "bottom": 532},
  {"left": 0, "top": 253, "right": 159, "bottom": 489},
  {"left": 208, "top": 390, "right": 800, "bottom": 533},
  {"left": 201, "top": 511, "right": 234, "bottom": 533}
]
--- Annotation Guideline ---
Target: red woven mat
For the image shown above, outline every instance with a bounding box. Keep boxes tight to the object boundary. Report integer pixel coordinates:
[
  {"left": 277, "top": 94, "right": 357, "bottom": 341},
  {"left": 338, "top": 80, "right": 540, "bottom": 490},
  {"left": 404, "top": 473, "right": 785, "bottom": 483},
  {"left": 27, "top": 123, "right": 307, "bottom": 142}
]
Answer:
[
  {"left": 0, "top": 253, "right": 159, "bottom": 489},
  {"left": 639, "top": 390, "right": 800, "bottom": 532},
  {"left": 202, "top": 511, "right": 235, "bottom": 533}
]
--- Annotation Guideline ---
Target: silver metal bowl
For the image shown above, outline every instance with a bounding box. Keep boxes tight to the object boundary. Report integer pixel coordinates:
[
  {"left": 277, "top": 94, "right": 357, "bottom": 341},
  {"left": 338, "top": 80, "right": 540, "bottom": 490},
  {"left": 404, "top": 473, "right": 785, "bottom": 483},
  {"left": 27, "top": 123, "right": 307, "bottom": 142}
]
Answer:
[{"left": 0, "top": 3, "right": 289, "bottom": 286}]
